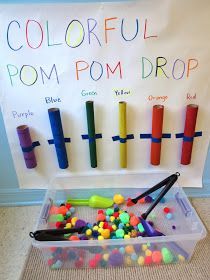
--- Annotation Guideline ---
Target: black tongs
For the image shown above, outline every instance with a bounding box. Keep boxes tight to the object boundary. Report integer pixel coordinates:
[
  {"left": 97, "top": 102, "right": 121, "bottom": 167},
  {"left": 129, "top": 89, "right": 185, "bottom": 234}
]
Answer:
[
  {"left": 127, "top": 172, "right": 180, "bottom": 220},
  {"left": 29, "top": 227, "right": 85, "bottom": 241}
]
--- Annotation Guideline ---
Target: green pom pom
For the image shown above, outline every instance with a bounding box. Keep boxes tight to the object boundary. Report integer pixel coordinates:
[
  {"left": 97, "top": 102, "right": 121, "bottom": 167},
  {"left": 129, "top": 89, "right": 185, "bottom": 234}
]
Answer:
[
  {"left": 137, "top": 223, "right": 145, "bottom": 233},
  {"left": 116, "top": 229, "right": 125, "bottom": 238},
  {"left": 114, "top": 220, "right": 120, "bottom": 226},
  {"left": 119, "top": 213, "right": 130, "bottom": 224},
  {"left": 161, "top": 247, "right": 174, "bottom": 264},
  {"left": 106, "top": 208, "right": 114, "bottom": 216},
  {"left": 100, "top": 259, "right": 107, "bottom": 267},
  {"left": 49, "top": 214, "right": 64, "bottom": 223},
  {"left": 110, "top": 232, "right": 116, "bottom": 238}
]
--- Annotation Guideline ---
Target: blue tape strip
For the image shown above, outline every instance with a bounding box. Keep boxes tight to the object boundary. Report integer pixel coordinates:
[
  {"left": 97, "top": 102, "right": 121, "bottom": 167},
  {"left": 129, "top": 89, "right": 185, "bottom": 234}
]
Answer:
[
  {"left": 112, "top": 134, "right": 134, "bottom": 143},
  {"left": 140, "top": 133, "right": 151, "bottom": 139},
  {"left": 152, "top": 137, "right": 162, "bottom": 143},
  {"left": 162, "top": 133, "right": 171, "bottom": 138},
  {"left": 48, "top": 137, "right": 71, "bottom": 145},
  {"left": 176, "top": 131, "right": 202, "bottom": 142},
  {"left": 82, "top": 133, "right": 102, "bottom": 143},
  {"left": 140, "top": 133, "right": 171, "bottom": 143},
  {"left": 21, "top": 141, "right": 40, "bottom": 153}
]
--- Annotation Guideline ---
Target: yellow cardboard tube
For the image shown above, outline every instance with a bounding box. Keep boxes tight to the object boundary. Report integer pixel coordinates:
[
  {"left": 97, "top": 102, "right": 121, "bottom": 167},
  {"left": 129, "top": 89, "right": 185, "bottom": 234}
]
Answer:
[{"left": 119, "top": 101, "right": 127, "bottom": 168}]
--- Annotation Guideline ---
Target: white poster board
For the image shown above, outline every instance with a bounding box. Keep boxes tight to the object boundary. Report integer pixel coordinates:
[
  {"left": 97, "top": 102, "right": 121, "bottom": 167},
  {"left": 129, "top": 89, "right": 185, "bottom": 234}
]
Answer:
[{"left": 0, "top": 0, "right": 210, "bottom": 188}]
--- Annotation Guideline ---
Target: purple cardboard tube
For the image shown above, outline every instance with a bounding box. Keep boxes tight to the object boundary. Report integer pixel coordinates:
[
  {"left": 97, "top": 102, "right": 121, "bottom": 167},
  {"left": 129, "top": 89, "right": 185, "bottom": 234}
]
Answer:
[{"left": 16, "top": 125, "right": 37, "bottom": 169}]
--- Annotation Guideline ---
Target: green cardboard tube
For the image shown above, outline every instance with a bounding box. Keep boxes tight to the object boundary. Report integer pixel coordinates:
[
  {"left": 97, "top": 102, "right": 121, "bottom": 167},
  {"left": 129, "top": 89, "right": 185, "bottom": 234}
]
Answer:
[{"left": 86, "top": 101, "right": 97, "bottom": 168}]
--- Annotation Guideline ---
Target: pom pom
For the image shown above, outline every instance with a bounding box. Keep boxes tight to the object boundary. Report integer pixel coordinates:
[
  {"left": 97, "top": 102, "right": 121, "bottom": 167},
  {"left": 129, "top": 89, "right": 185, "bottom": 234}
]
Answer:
[{"left": 113, "top": 194, "right": 125, "bottom": 205}]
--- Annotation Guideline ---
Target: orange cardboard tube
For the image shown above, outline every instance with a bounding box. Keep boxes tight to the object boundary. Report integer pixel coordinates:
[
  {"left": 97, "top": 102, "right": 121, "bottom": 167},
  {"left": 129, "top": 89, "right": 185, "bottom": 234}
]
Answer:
[{"left": 151, "top": 105, "right": 164, "bottom": 165}]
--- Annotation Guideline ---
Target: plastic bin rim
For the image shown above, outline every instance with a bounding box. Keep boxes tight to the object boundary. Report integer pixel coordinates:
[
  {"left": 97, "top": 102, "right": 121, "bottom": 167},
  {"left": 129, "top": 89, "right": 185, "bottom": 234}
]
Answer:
[{"left": 32, "top": 229, "right": 207, "bottom": 248}]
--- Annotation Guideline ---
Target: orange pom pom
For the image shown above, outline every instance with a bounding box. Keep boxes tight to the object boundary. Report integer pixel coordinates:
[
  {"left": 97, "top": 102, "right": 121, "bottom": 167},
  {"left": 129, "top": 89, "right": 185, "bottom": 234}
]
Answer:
[
  {"left": 138, "top": 198, "right": 145, "bottom": 204},
  {"left": 58, "top": 206, "right": 68, "bottom": 215},
  {"left": 69, "top": 236, "right": 80, "bottom": 241}
]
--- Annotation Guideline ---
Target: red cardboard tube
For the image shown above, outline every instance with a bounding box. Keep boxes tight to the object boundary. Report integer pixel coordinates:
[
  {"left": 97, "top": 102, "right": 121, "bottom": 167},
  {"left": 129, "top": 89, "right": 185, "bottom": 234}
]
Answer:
[
  {"left": 151, "top": 105, "right": 164, "bottom": 165},
  {"left": 181, "top": 104, "right": 198, "bottom": 165}
]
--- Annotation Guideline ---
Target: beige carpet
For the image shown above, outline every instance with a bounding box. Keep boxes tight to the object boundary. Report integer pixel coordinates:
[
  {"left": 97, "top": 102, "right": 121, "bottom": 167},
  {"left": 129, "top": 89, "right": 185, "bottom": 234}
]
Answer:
[{"left": 21, "top": 197, "right": 210, "bottom": 280}]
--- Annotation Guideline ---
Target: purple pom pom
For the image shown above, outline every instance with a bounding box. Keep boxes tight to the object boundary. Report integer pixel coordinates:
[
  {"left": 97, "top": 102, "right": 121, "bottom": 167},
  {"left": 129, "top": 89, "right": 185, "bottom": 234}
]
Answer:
[
  {"left": 109, "top": 252, "right": 124, "bottom": 266},
  {"left": 75, "top": 219, "right": 87, "bottom": 228},
  {"left": 80, "top": 235, "right": 88, "bottom": 240},
  {"left": 145, "top": 196, "right": 153, "bottom": 203}
]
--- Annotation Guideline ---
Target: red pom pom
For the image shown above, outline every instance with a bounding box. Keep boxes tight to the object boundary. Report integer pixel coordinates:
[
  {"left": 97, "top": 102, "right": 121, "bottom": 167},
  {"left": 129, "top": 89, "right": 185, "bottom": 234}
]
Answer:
[
  {"left": 126, "top": 198, "right": 135, "bottom": 207},
  {"left": 78, "top": 249, "right": 86, "bottom": 258},
  {"left": 103, "top": 222, "right": 109, "bottom": 229},
  {"left": 95, "top": 254, "right": 102, "bottom": 262},
  {"left": 60, "top": 251, "right": 68, "bottom": 260},
  {"left": 163, "top": 207, "right": 170, "bottom": 214},
  {"left": 47, "top": 258, "right": 54, "bottom": 266},
  {"left": 108, "top": 225, "right": 113, "bottom": 232},
  {"left": 89, "top": 258, "right": 98, "bottom": 268},
  {"left": 75, "top": 257, "right": 84, "bottom": 268},
  {"left": 55, "top": 221, "right": 62, "bottom": 228},
  {"left": 112, "top": 249, "right": 119, "bottom": 254},
  {"left": 65, "top": 203, "right": 72, "bottom": 209},
  {"left": 145, "top": 256, "right": 152, "bottom": 265},
  {"left": 66, "top": 218, "right": 72, "bottom": 223},
  {"left": 98, "top": 210, "right": 104, "bottom": 214},
  {"left": 49, "top": 247, "right": 57, "bottom": 252},
  {"left": 97, "top": 213, "right": 106, "bottom": 222},
  {"left": 113, "top": 212, "right": 119, "bottom": 218}
]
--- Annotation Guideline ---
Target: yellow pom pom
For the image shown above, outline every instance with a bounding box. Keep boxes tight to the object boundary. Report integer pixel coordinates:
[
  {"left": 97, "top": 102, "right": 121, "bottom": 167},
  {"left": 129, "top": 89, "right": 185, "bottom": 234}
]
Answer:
[
  {"left": 145, "top": 249, "right": 152, "bottom": 256},
  {"left": 98, "top": 228, "right": 103, "bottom": 234},
  {"left": 86, "top": 229, "right": 92, "bottom": 236},
  {"left": 113, "top": 194, "right": 125, "bottom": 205},
  {"left": 178, "top": 255, "right": 185, "bottom": 262},
  {"left": 65, "top": 223, "right": 71, "bottom": 229},
  {"left": 138, "top": 256, "right": 145, "bottom": 266},
  {"left": 98, "top": 236, "right": 104, "bottom": 240},
  {"left": 99, "top": 222, "right": 104, "bottom": 228},
  {"left": 71, "top": 217, "right": 78, "bottom": 226},
  {"left": 142, "top": 244, "right": 148, "bottom": 251},
  {"left": 112, "top": 225, "right": 117, "bottom": 231},
  {"left": 93, "top": 226, "right": 99, "bottom": 231},
  {"left": 110, "top": 216, "right": 115, "bottom": 222},
  {"left": 101, "top": 229, "right": 110, "bottom": 239},
  {"left": 124, "top": 234, "right": 130, "bottom": 239},
  {"left": 125, "top": 256, "right": 132, "bottom": 266},
  {"left": 103, "top": 253, "right": 109, "bottom": 261}
]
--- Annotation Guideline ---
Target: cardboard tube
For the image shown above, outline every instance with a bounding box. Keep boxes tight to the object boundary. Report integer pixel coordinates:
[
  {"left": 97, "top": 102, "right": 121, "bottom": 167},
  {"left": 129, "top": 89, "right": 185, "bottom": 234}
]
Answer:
[
  {"left": 151, "top": 105, "right": 164, "bottom": 165},
  {"left": 86, "top": 101, "right": 97, "bottom": 168},
  {"left": 48, "top": 108, "right": 68, "bottom": 169},
  {"left": 181, "top": 104, "right": 198, "bottom": 165},
  {"left": 119, "top": 101, "right": 127, "bottom": 168},
  {"left": 16, "top": 125, "right": 37, "bottom": 169}
]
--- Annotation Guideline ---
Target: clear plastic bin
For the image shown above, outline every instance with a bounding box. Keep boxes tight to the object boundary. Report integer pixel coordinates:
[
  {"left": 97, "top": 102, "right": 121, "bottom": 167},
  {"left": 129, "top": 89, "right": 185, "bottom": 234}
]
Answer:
[{"left": 32, "top": 173, "right": 207, "bottom": 269}]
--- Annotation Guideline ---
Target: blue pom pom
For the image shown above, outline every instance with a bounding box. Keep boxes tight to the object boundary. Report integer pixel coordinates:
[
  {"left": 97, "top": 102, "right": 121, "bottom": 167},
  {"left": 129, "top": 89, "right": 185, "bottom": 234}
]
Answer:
[
  {"left": 68, "top": 251, "right": 77, "bottom": 260},
  {"left": 118, "top": 223, "right": 124, "bottom": 229}
]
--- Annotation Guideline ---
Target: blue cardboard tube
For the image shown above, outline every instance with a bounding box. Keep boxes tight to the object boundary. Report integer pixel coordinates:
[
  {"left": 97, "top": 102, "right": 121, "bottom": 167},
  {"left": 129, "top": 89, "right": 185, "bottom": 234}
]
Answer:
[{"left": 48, "top": 108, "right": 69, "bottom": 169}]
